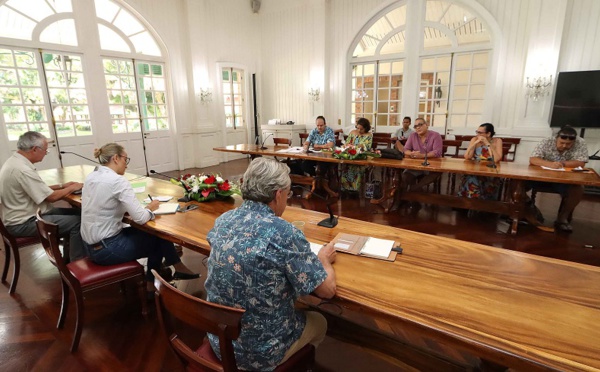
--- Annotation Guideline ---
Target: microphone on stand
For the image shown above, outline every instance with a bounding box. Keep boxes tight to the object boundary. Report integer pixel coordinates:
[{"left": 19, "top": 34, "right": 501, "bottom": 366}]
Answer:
[
  {"left": 260, "top": 133, "right": 273, "bottom": 150},
  {"left": 487, "top": 151, "right": 498, "bottom": 169},
  {"left": 59, "top": 151, "right": 99, "bottom": 164},
  {"left": 60, "top": 151, "right": 99, "bottom": 171},
  {"left": 421, "top": 139, "right": 430, "bottom": 166},
  {"left": 291, "top": 185, "right": 338, "bottom": 228},
  {"left": 150, "top": 170, "right": 192, "bottom": 202},
  {"left": 149, "top": 170, "right": 191, "bottom": 193}
]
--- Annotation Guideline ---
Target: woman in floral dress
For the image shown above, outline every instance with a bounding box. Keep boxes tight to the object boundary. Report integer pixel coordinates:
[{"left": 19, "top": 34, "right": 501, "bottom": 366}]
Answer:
[
  {"left": 457, "top": 123, "right": 504, "bottom": 200},
  {"left": 341, "top": 118, "right": 373, "bottom": 192}
]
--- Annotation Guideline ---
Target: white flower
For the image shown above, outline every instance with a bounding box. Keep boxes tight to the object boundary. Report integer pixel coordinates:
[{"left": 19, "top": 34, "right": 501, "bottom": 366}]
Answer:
[
  {"left": 216, "top": 175, "right": 224, "bottom": 183},
  {"left": 199, "top": 175, "right": 207, "bottom": 183},
  {"left": 192, "top": 185, "right": 199, "bottom": 193}
]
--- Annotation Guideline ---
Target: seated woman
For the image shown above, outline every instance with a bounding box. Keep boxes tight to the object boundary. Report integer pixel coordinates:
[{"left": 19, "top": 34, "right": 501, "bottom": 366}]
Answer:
[
  {"left": 341, "top": 117, "right": 373, "bottom": 192},
  {"left": 457, "top": 123, "right": 504, "bottom": 200},
  {"left": 80, "top": 143, "right": 199, "bottom": 295}
]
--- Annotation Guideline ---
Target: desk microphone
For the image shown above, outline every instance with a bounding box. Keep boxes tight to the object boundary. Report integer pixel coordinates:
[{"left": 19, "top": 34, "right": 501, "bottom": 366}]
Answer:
[
  {"left": 421, "top": 139, "right": 430, "bottom": 166},
  {"left": 149, "top": 169, "right": 191, "bottom": 193},
  {"left": 291, "top": 185, "right": 338, "bottom": 228},
  {"left": 260, "top": 133, "right": 273, "bottom": 150},
  {"left": 60, "top": 151, "right": 99, "bottom": 164},
  {"left": 487, "top": 152, "right": 497, "bottom": 169}
]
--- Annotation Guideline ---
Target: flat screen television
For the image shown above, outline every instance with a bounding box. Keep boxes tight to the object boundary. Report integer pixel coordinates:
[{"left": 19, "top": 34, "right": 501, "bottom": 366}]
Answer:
[{"left": 550, "top": 70, "right": 600, "bottom": 128}]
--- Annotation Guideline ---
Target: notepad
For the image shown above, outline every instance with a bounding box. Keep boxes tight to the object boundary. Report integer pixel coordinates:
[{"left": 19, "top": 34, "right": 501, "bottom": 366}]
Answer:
[
  {"left": 153, "top": 203, "right": 180, "bottom": 215},
  {"left": 360, "top": 237, "right": 395, "bottom": 258},
  {"left": 276, "top": 147, "right": 305, "bottom": 153},
  {"left": 131, "top": 182, "right": 147, "bottom": 193},
  {"left": 309, "top": 242, "right": 323, "bottom": 255}
]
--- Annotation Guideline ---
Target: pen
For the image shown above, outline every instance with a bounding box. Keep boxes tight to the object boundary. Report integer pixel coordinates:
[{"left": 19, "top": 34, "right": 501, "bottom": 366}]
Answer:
[{"left": 148, "top": 194, "right": 153, "bottom": 201}]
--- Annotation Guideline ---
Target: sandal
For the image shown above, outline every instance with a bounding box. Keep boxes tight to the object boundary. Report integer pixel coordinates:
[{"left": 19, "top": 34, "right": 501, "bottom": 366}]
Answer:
[{"left": 554, "top": 221, "right": 573, "bottom": 233}]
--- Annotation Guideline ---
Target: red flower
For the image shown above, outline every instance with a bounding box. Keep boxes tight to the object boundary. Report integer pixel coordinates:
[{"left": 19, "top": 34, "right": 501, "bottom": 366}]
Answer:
[
  {"left": 218, "top": 181, "right": 231, "bottom": 191},
  {"left": 335, "top": 150, "right": 341, "bottom": 154},
  {"left": 204, "top": 175, "right": 216, "bottom": 184},
  {"left": 201, "top": 187, "right": 215, "bottom": 197},
  {"left": 348, "top": 149, "right": 357, "bottom": 155},
  {"left": 182, "top": 173, "right": 191, "bottom": 180}
]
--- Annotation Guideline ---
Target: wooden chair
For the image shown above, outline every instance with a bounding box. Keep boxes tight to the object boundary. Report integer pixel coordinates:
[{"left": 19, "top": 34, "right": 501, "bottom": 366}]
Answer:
[
  {"left": 35, "top": 210, "right": 148, "bottom": 352},
  {"left": 152, "top": 270, "right": 315, "bottom": 371},
  {"left": 334, "top": 129, "right": 344, "bottom": 143},
  {"left": 273, "top": 137, "right": 291, "bottom": 147},
  {"left": 498, "top": 137, "right": 521, "bottom": 162},
  {"left": 299, "top": 132, "right": 308, "bottom": 145},
  {"left": 442, "top": 139, "right": 462, "bottom": 158},
  {"left": 1, "top": 218, "right": 40, "bottom": 294}
]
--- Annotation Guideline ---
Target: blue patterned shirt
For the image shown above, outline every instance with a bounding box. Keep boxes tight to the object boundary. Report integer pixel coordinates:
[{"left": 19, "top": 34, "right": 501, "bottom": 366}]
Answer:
[
  {"left": 306, "top": 126, "right": 335, "bottom": 148},
  {"left": 206, "top": 200, "right": 327, "bottom": 371}
]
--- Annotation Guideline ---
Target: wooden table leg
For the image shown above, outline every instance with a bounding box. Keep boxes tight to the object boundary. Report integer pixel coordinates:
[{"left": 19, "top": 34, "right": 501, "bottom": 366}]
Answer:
[{"left": 508, "top": 179, "right": 554, "bottom": 234}]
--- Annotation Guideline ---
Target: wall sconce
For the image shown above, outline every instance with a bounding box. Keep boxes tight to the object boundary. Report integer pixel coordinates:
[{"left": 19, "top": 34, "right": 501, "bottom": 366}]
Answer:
[
  {"left": 308, "top": 88, "right": 320, "bottom": 102},
  {"left": 525, "top": 75, "right": 552, "bottom": 101},
  {"left": 199, "top": 88, "right": 212, "bottom": 104}
]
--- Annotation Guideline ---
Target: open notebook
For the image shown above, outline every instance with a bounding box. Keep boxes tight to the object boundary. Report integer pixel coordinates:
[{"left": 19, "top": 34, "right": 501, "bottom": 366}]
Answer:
[
  {"left": 311, "top": 233, "right": 398, "bottom": 262},
  {"left": 153, "top": 202, "right": 180, "bottom": 215}
]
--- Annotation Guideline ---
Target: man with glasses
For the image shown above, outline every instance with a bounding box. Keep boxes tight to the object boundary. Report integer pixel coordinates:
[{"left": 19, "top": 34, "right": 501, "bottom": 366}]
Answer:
[
  {"left": 400, "top": 118, "right": 444, "bottom": 196},
  {"left": 0, "top": 131, "right": 85, "bottom": 260},
  {"left": 529, "top": 125, "right": 589, "bottom": 232}
]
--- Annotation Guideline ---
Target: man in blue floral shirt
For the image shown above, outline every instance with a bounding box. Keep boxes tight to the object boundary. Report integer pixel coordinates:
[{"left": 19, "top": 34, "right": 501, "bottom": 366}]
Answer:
[
  {"left": 206, "top": 157, "right": 337, "bottom": 371},
  {"left": 300, "top": 115, "right": 335, "bottom": 176}
]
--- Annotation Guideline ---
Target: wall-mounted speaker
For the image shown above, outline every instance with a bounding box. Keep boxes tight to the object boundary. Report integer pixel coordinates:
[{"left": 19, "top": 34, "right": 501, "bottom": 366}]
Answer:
[{"left": 251, "top": 0, "right": 261, "bottom": 13}]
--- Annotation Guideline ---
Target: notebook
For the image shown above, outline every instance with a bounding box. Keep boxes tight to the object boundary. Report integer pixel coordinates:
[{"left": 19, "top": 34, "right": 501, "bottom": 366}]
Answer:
[{"left": 153, "top": 203, "right": 180, "bottom": 215}]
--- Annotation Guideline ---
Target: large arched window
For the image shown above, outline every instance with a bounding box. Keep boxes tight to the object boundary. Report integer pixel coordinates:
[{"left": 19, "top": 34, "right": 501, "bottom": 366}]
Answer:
[
  {"left": 0, "top": 0, "right": 170, "bottom": 146},
  {"left": 349, "top": 0, "right": 494, "bottom": 132}
]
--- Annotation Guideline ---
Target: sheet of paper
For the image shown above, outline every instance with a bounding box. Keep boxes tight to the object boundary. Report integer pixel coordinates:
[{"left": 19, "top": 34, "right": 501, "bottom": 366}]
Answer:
[
  {"left": 144, "top": 195, "right": 173, "bottom": 203},
  {"left": 309, "top": 242, "right": 323, "bottom": 255},
  {"left": 131, "top": 182, "right": 146, "bottom": 193},
  {"left": 276, "top": 147, "right": 304, "bottom": 153},
  {"left": 540, "top": 166, "right": 565, "bottom": 171},
  {"left": 333, "top": 242, "right": 351, "bottom": 250},
  {"left": 360, "top": 237, "right": 394, "bottom": 258},
  {"left": 153, "top": 203, "right": 180, "bottom": 215}
]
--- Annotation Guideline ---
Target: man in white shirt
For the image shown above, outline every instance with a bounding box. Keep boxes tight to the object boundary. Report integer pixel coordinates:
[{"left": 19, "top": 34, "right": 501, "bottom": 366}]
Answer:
[{"left": 0, "top": 131, "right": 85, "bottom": 260}]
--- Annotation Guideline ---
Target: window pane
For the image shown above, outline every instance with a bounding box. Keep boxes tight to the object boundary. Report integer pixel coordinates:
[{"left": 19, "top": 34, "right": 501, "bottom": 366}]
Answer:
[{"left": 39, "top": 19, "right": 78, "bottom": 46}]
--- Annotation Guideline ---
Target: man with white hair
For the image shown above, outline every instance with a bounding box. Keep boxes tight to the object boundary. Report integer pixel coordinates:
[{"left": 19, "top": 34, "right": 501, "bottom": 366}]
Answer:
[
  {"left": 0, "top": 131, "right": 85, "bottom": 260},
  {"left": 205, "top": 157, "right": 337, "bottom": 371}
]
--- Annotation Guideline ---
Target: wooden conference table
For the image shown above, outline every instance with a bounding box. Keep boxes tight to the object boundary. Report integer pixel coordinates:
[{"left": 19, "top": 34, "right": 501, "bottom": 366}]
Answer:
[
  {"left": 39, "top": 165, "right": 600, "bottom": 371},
  {"left": 214, "top": 144, "right": 600, "bottom": 234}
]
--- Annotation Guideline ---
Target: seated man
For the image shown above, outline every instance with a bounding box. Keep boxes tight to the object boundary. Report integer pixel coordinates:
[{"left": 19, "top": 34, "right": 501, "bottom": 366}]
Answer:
[
  {"left": 391, "top": 116, "right": 412, "bottom": 152},
  {"left": 529, "top": 125, "right": 588, "bottom": 232},
  {"left": 300, "top": 115, "right": 335, "bottom": 176},
  {"left": 0, "top": 131, "right": 85, "bottom": 260},
  {"left": 401, "top": 118, "right": 444, "bottom": 193},
  {"left": 206, "top": 157, "right": 336, "bottom": 371}
]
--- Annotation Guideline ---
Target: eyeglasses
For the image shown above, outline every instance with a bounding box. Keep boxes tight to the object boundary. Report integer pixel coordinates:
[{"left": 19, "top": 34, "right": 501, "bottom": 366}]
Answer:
[
  {"left": 475, "top": 130, "right": 487, "bottom": 135},
  {"left": 287, "top": 190, "right": 294, "bottom": 199},
  {"left": 413, "top": 123, "right": 425, "bottom": 129},
  {"left": 119, "top": 155, "right": 131, "bottom": 165},
  {"left": 559, "top": 134, "right": 576, "bottom": 140},
  {"left": 35, "top": 146, "right": 49, "bottom": 154}
]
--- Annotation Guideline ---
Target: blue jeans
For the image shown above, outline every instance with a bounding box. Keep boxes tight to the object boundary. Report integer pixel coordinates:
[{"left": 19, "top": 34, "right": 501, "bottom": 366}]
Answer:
[{"left": 85, "top": 227, "right": 180, "bottom": 282}]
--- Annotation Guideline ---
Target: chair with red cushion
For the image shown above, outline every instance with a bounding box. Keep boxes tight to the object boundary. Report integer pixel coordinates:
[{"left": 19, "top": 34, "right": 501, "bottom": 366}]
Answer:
[
  {"left": 152, "top": 270, "right": 315, "bottom": 372},
  {"left": 1, "top": 218, "right": 40, "bottom": 294},
  {"left": 35, "top": 210, "right": 148, "bottom": 352}
]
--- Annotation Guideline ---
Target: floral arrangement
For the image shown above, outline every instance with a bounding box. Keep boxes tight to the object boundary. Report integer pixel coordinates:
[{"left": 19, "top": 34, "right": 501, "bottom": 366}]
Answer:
[
  {"left": 332, "top": 145, "right": 381, "bottom": 160},
  {"left": 171, "top": 173, "right": 241, "bottom": 202}
]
